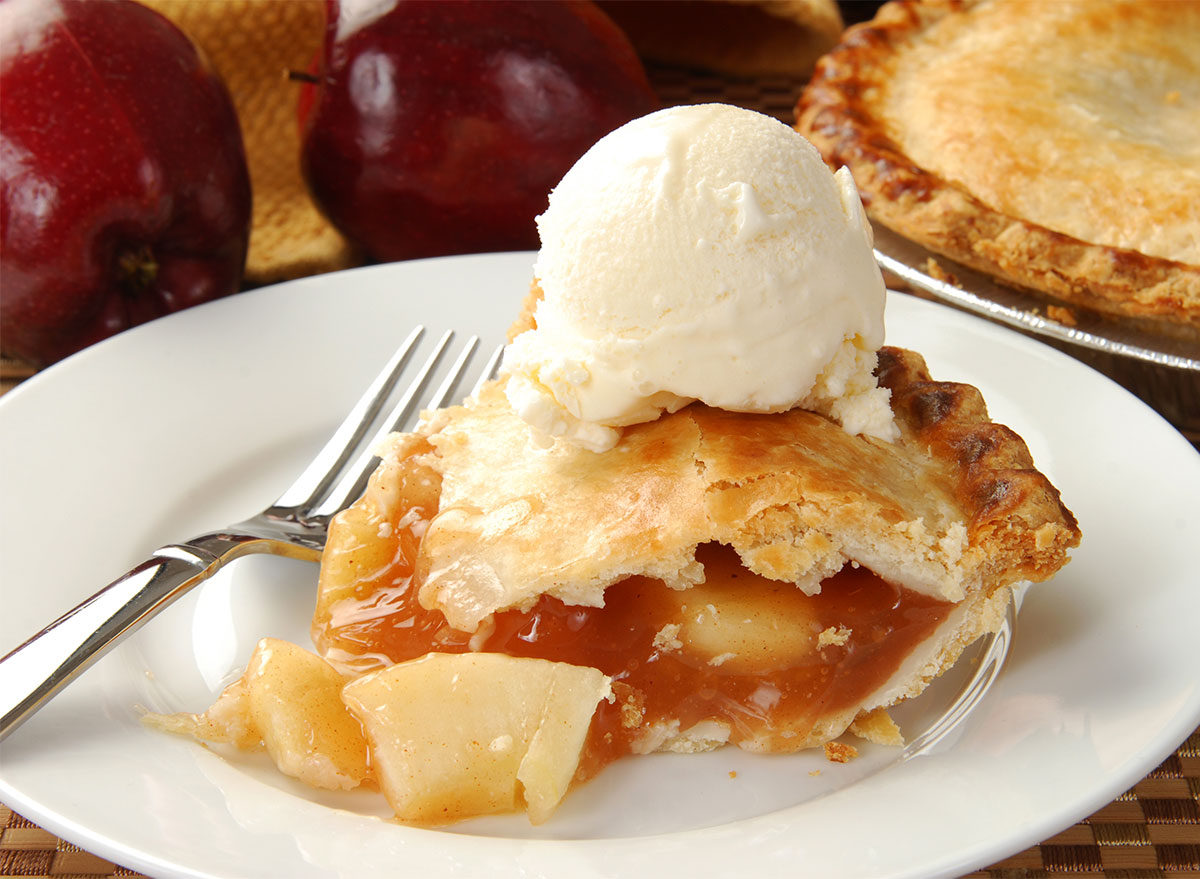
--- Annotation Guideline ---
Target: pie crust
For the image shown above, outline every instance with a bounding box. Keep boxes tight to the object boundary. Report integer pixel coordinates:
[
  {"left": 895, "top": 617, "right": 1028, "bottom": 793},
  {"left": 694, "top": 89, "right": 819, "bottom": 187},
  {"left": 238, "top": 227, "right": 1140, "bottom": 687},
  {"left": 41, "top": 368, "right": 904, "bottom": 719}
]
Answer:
[
  {"left": 343, "top": 352, "right": 1077, "bottom": 637},
  {"left": 795, "top": 0, "right": 1200, "bottom": 337},
  {"left": 312, "top": 327, "right": 1079, "bottom": 760}
]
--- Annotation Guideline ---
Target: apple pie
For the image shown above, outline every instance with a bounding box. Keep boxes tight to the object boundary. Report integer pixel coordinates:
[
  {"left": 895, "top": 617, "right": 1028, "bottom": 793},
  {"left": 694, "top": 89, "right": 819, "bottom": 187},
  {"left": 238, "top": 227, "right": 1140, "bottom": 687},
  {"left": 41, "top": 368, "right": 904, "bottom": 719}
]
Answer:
[
  {"left": 795, "top": 0, "right": 1200, "bottom": 337},
  {"left": 292, "top": 328, "right": 1078, "bottom": 819},
  {"left": 149, "top": 304, "right": 1079, "bottom": 826}
]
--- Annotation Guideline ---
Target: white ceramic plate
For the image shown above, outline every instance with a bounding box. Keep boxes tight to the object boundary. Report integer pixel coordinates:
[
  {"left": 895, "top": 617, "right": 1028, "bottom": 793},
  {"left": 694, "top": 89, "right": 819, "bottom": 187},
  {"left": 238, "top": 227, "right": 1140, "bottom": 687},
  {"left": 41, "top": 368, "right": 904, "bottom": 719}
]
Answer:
[{"left": 2, "top": 253, "right": 1198, "bottom": 879}]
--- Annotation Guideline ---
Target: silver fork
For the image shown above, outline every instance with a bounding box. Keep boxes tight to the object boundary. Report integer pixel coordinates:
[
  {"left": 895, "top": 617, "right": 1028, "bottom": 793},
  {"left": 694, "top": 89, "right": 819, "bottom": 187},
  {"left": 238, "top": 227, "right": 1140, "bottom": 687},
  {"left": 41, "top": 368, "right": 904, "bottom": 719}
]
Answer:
[{"left": 0, "top": 327, "right": 504, "bottom": 742}]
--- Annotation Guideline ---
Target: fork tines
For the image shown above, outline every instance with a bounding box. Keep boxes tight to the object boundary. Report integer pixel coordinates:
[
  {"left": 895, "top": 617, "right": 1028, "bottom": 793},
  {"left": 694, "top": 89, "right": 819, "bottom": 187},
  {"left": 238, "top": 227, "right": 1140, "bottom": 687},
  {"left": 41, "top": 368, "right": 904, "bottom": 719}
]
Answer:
[{"left": 277, "top": 328, "right": 505, "bottom": 521}]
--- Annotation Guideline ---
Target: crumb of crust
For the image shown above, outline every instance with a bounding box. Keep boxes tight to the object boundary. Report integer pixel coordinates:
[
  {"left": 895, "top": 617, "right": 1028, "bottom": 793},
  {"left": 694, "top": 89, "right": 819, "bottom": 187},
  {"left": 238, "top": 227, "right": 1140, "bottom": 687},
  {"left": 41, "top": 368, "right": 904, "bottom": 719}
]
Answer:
[
  {"left": 1046, "top": 304, "right": 1078, "bottom": 327},
  {"left": 809, "top": 769, "right": 822, "bottom": 777},
  {"left": 728, "top": 770, "right": 737, "bottom": 779},
  {"left": 923, "top": 257, "right": 959, "bottom": 287},
  {"left": 506, "top": 281, "right": 543, "bottom": 341},
  {"left": 652, "top": 623, "right": 683, "bottom": 653},
  {"left": 824, "top": 741, "right": 859, "bottom": 764},
  {"left": 849, "top": 707, "right": 904, "bottom": 747},
  {"left": 617, "top": 686, "right": 645, "bottom": 730},
  {"left": 817, "top": 625, "right": 852, "bottom": 648}
]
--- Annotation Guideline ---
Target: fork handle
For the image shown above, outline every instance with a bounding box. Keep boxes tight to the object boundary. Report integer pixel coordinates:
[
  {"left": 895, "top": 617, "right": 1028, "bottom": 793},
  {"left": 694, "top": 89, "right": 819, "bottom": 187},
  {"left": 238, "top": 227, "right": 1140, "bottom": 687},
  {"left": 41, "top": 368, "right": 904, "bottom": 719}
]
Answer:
[{"left": 0, "top": 543, "right": 226, "bottom": 742}]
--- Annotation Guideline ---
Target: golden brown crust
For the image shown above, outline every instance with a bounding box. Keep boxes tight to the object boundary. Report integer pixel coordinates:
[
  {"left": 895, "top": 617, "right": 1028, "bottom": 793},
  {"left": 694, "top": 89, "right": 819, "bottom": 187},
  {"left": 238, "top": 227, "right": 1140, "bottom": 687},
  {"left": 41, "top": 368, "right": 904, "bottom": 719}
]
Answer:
[
  {"left": 357, "top": 344, "right": 1079, "bottom": 635},
  {"left": 795, "top": 0, "right": 1200, "bottom": 336},
  {"left": 877, "top": 346, "right": 1080, "bottom": 585}
]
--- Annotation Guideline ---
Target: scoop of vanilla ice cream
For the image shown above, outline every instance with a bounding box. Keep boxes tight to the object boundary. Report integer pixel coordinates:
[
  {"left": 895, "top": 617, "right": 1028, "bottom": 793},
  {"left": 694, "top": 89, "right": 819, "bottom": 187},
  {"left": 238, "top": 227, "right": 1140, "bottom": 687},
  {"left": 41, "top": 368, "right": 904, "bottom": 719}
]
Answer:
[{"left": 503, "top": 103, "right": 896, "bottom": 452}]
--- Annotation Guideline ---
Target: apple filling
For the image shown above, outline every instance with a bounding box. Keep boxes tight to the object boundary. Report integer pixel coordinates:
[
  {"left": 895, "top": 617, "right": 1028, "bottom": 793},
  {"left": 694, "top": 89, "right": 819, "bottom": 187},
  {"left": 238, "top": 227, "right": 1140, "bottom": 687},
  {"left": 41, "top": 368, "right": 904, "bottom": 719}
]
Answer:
[{"left": 312, "top": 446, "right": 955, "bottom": 782}]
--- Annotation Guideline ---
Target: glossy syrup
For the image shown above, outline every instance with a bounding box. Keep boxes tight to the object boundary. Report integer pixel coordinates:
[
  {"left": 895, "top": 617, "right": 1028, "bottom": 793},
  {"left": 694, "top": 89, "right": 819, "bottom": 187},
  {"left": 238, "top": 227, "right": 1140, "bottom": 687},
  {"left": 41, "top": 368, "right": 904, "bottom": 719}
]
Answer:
[{"left": 314, "top": 506, "right": 953, "bottom": 779}]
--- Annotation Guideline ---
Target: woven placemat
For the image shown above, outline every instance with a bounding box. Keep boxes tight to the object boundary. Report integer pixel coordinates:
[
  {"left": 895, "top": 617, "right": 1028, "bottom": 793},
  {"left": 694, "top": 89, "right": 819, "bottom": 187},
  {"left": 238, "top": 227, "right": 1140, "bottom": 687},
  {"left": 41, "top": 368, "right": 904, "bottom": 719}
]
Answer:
[
  {"left": 2, "top": 20, "right": 1198, "bottom": 879},
  {"left": 140, "top": 0, "right": 358, "bottom": 286}
]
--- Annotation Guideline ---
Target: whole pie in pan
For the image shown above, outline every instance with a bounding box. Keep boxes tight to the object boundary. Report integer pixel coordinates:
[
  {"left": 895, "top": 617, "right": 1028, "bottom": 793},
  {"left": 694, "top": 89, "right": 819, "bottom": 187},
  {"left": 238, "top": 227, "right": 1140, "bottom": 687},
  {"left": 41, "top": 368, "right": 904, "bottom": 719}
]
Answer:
[{"left": 795, "top": 0, "right": 1200, "bottom": 338}]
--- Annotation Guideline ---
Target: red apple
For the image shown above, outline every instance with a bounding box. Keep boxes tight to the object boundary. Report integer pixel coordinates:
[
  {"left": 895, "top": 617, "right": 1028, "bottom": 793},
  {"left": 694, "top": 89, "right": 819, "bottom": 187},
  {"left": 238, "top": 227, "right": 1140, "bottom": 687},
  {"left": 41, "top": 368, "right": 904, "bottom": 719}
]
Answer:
[
  {"left": 0, "top": 0, "right": 252, "bottom": 367},
  {"left": 299, "top": 0, "right": 659, "bottom": 262}
]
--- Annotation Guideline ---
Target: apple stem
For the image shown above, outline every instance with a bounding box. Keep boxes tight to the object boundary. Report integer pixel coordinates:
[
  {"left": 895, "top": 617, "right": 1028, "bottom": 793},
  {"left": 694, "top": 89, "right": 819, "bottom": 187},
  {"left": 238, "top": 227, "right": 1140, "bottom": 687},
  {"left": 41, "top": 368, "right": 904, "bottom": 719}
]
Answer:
[
  {"left": 117, "top": 244, "right": 159, "bottom": 294},
  {"left": 287, "top": 70, "right": 324, "bottom": 85}
]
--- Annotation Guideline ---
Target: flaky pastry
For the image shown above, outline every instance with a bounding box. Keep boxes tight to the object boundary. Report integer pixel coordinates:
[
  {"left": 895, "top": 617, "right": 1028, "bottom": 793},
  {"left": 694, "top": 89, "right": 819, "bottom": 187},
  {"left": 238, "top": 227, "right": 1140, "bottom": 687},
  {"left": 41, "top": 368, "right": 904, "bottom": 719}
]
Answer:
[{"left": 312, "top": 322, "right": 1079, "bottom": 762}]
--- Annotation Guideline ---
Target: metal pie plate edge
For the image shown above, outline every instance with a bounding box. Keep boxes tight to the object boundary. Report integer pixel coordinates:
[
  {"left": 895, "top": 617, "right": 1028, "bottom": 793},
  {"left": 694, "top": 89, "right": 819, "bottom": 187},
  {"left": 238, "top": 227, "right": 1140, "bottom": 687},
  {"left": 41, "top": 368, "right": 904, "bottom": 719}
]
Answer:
[{"left": 872, "top": 226, "right": 1200, "bottom": 372}]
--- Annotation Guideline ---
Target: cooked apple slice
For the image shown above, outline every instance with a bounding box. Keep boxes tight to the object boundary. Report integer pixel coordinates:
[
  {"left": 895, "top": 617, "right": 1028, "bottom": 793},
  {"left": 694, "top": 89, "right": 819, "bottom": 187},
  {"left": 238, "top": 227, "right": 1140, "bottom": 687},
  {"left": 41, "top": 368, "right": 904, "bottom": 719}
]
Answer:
[
  {"left": 143, "top": 637, "right": 370, "bottom": 791},
  {"left": 659, "top": 547, "right": 822, "bottom": 675},
  {"left": 671, "top": 577, "right": 822, "bottom": 675},
  {"left": 341, "top": 652, "right": 611, "bottom": 825}
]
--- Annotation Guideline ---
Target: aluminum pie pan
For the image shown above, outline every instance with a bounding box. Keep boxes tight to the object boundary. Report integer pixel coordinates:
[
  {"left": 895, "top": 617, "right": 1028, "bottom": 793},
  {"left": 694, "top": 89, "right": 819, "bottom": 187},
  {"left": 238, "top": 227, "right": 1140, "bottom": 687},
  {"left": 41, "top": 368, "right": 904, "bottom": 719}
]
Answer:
[{"left": 872, "top": 225, "right": 1200, "bottom": 373}]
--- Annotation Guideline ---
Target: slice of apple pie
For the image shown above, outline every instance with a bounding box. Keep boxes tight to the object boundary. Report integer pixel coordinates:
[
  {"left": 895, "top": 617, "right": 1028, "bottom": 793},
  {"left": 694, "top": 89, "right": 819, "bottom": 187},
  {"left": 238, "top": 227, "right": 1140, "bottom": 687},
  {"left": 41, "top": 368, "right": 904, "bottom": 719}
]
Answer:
[
  {"left": 148, "top": 339, "right": 1078, "bottom": 825},
  {"left": 308, "top": 338, "right": 1078, "bottom": 802}
]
